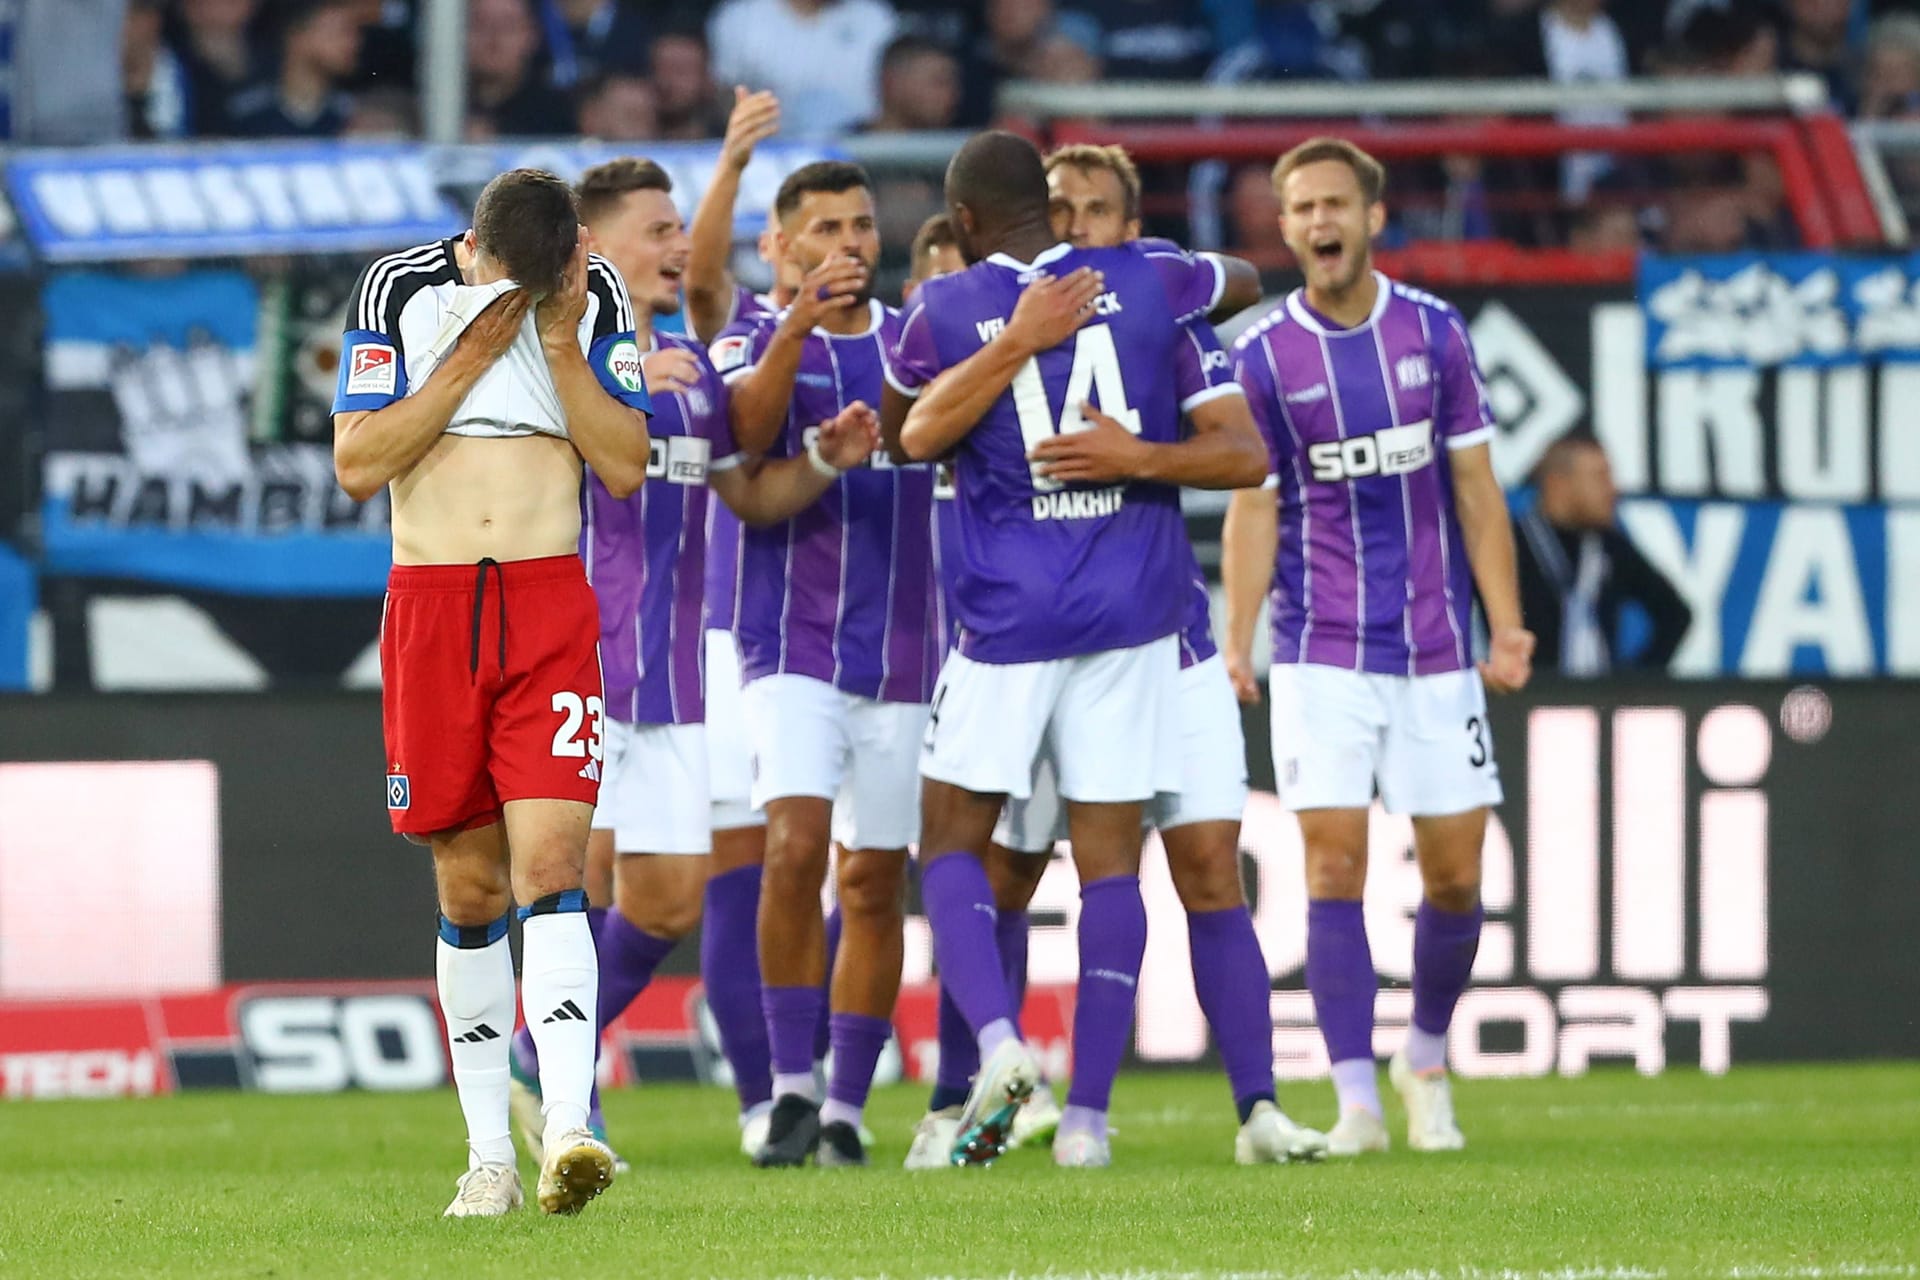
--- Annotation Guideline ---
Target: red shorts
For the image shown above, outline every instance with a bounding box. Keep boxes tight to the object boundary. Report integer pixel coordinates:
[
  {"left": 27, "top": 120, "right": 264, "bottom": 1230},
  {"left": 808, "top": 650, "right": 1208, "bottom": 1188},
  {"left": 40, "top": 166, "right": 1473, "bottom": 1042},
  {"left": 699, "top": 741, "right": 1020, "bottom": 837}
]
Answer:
[{"left": 381, "top": 554, "right": 604, "bottom": 836}]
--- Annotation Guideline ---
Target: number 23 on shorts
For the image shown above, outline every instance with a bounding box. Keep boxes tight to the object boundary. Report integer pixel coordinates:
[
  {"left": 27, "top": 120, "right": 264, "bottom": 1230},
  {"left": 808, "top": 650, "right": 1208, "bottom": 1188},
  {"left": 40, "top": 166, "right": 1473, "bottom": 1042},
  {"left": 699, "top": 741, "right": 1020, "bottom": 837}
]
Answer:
[{"left": 551, "top": 691, "right": 605, "bottom": 761}]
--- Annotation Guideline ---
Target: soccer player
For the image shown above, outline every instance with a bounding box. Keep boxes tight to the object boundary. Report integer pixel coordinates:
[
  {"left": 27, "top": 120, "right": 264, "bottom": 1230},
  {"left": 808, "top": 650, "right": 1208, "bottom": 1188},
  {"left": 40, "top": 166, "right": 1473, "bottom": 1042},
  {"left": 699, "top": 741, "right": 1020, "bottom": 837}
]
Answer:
[
  {"left": 331, "top": 169, "right": 652, "bottom": 1217},
  {"left": 904, "top": 212, "right": 965, "bottom": 297},
  {"left": 1221, "top": 137, "right": 1535, "bottom": 1156},
  {"left": 883, "top": 131, "right": 1276, "bottom": 1169},
  {"left": 715, "top": 161, "right": 940, "bottom": 1168},
  {"left": 503, "top": 158, "right": 880, "bottom": 1168},
  {"left": 906, "top": 140, "right": 1323, "bottom": 1169}
]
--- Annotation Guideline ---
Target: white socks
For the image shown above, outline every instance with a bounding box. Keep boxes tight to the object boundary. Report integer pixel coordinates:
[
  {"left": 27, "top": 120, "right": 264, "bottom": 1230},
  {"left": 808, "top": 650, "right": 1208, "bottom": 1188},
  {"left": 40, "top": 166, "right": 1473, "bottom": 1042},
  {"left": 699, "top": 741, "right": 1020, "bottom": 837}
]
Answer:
[
  {"left": 436, "top": 926, "right": 516, "bottom": 1168},
  {"left": 520, "top": 909, "right": 599, "bottom": 1139}
]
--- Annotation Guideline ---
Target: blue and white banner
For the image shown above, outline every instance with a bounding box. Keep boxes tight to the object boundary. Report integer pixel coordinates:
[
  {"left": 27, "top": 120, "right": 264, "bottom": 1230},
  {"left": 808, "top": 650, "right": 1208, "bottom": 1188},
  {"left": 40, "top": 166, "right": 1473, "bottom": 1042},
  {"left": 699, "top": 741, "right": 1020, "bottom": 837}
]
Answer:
[
  {"left": 39, "top": 270, "right": 389, "bottom": 596},
  {"left": 5, "top": 138, "right": 841, "bottom": 264}
]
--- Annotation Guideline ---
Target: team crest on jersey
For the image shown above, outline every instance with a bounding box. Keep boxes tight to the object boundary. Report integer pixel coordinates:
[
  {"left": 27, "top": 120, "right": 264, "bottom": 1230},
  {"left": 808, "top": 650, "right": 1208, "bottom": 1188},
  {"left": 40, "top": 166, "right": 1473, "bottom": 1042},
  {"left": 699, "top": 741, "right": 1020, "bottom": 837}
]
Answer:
[
  {"left": 710, "top": 334, "right": 750, "bottom": 373},
  {"left": 386, "top": 773, "right": 410, "bottom": 809},
  {"left": 347, "top": 343, "right": 397, "bottom": 396},
  {"left": 606, "top": 339, "right": 645, "bottom": 393},
  {"left": 1395, "top": 353, "right": 1432, "bottom": 391}
]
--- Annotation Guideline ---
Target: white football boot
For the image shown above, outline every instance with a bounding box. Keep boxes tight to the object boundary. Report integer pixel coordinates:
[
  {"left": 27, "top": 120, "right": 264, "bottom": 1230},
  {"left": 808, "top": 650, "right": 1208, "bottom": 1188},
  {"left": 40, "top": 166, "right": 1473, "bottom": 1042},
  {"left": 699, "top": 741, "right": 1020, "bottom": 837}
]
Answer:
[
  {"left": 904, "top": 1108, "right": 961, "bottom": 1170},
  {"left": 1010, "top": 1080, "right": 1063, "bottom": 1149},
  {"left": 1390, "top": 1049, "right": 1466, "bottom": 1151},
  {"left": 536, "top": 1127, "right": 616, "bottom": 1214},
  {"left": 1233, "top": 1100, "right": 1330, "bottom": 1164},
  {"left": 443, "top": 1163, "right": 523, "bottom": 1218},
  {"left": 1052, "top": 1126, "right": 1112, "bottom": 1168},
  {"left": 1325, "top": 1106, "right": 1392, "bottom": 1156},
  {"left": 950, "top": 1039, "right": 1040, "bottom": 1166}
]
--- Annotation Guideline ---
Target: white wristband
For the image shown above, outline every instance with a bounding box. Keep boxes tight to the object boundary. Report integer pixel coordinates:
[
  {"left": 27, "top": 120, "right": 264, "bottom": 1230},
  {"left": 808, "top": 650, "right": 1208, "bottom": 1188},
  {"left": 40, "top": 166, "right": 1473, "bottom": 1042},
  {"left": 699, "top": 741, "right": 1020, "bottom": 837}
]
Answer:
[{"left": 806, "top": 437, "right": 840, "bottom": 478}]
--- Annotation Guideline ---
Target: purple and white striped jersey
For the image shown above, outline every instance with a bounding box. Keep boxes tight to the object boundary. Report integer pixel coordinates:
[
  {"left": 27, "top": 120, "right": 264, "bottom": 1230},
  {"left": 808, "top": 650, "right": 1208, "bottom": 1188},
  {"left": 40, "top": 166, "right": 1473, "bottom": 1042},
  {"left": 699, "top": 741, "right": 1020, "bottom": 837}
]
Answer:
[
  {"left": 888, "top": 240, "right": 1233, "bottom": 664},
  {"left": 1170, "top": 318, "right": 1233, "bottom": 670},
  {"left": 583, "top": 332, "right": 738, "bottom": 725},
  {"left": 714, "top": 299, "right": 940, "bottom": 703},
  {"left": 699, "top": 293, "right": 778, "bottom": 636},
  {"left": 1232, "top": 273, "right": 1496, "bottom": 676}
]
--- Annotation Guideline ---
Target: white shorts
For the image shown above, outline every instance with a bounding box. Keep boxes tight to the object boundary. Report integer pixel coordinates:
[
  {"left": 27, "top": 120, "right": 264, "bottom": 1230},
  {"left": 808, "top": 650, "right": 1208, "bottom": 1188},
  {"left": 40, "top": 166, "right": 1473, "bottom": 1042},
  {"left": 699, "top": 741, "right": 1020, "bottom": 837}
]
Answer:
[
  {"left": 993, "top": 652, "right": 1247, "bottom": 852},
  {"left": 589, "top": 719, "right": 712, "bottom": 855},
  {"left": 1268, "top": 663, "right": 1502, "bottom": 816},
  {"left": 924, "top": 635, "right": 1180, "bottom": 806},
  {"left": 704, "top": 630, "right": 763, "bottom": 831},
  {"left": 742, "top": 672, "right": 928, "bottom": 850}
]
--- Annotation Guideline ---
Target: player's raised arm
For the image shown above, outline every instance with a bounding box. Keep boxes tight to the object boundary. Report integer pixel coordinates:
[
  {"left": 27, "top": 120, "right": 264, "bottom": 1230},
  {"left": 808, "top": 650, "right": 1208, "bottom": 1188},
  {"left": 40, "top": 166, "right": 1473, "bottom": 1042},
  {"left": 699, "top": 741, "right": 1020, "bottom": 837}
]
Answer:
[
  {"left": 332, "top": 289, "right": 531, "bottom": 502},
  {"left": 686, "top": 87, "right": 781, "bottom": 344},
  {"left": 710, "top": 400, "right": 879, "bottom": 525},
  {"left": 894, "top": 268, "right": 1105, "bottom": 462},
  {"left": 541, "top": 239, "right": 652, "bottom": 497}
]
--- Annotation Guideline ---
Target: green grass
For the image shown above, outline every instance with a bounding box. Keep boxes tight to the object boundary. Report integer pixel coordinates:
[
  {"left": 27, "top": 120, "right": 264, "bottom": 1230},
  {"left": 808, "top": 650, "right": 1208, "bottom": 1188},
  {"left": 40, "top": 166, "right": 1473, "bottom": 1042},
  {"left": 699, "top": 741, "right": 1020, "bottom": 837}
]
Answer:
[{"left": 3, "top": 1066, "right": 1917, "bottom": 1279}]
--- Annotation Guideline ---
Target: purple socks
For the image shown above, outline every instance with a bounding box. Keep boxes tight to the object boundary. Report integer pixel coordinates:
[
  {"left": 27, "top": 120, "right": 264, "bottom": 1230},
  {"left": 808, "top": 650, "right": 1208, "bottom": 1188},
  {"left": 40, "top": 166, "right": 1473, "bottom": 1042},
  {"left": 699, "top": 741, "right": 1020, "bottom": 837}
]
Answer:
[
  {"left": 820, "top": 1012, "right": 891, "bottom": 1128},
  {"left": 762, "top": 983, "right": 823, "bottom": 1099},
  {"left": 1187, "top": 906, "right": 1277, "bottom": 1122},
  {"left": 920, "top": 855, "right": 1017, "bottom": 1040},
  {"left": 1407, "top": 900, "right": 1483, "bottom": 1072},
  {"left": 702, "top": 865, "right": 772, "bottom": 1112},
  {"left": 595, "top": 910, "right": 679, "bottom": 1034},
  {"left": 1307, "top": 898, "right": 1379, "bottom": 1113},
  {"left": 814, "top": 906, "right": 842, "bottom": 1062},
  {"left": 930, "top": 908, "right": 1030, "bottom": 1112},
  {"left": 1064, "top": 875, "right": 1146, "bottom": 1114}
]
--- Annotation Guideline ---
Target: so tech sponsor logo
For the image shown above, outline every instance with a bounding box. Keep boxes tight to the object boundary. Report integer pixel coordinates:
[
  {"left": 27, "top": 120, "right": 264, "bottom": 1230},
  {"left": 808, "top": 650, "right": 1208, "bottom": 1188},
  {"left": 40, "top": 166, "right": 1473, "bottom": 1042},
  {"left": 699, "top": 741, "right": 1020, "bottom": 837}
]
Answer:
[
  {"left": 645, "top": 436, "right": 713, "bottom": 486},
  {"left": 1307, "top": 419, "right": 1435, "bottom": 482}
]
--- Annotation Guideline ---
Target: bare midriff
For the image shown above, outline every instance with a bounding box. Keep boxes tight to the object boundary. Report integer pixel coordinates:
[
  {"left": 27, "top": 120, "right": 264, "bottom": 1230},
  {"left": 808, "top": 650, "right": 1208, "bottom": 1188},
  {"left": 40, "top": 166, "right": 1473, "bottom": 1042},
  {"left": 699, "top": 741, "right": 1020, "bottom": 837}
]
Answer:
[{"left": 389, "top": 432, "right": 584, "bottom": 565}]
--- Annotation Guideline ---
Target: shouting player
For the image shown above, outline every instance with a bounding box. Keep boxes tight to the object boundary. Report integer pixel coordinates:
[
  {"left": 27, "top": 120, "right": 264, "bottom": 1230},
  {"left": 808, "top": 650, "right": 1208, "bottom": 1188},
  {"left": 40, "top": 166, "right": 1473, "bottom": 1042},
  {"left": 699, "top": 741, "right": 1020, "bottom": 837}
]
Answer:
[
  {"left": 717, "top": 161, "right": 940, "bottom": 1168},
  {"left": 331, "top": 169, "right": 651, "bottom": 1216},
  {"left": 504, "top": 158, "right": 880, "bottom": 1167},
  {"left": 1222, "top": 137, "right": 1534, "bottom": 1156},
  {"left": 885, "top": 131, "right": 1278, "bottom": 1168}
]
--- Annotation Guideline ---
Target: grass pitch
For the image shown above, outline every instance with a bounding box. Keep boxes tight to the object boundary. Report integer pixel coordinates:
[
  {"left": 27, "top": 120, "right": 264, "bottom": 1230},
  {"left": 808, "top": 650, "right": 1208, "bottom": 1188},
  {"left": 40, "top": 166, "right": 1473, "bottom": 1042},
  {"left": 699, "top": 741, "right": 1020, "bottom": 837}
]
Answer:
[{"left": 2, "top": 1065, "right": 1915, "bottom": 1280}]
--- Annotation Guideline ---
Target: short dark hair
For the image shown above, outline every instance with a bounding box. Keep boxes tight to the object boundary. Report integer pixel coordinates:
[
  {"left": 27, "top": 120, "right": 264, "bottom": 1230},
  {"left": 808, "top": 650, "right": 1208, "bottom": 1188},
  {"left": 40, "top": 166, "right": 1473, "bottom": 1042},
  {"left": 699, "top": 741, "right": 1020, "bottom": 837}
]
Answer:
[
  {"left": 774, "top": 160, "right": 872, "bottom": 223},
  {"left": 1271, "top": 136, "right": 1387, "bottom": 205},
  {"left": 575, "top": 156, "right": 673, "bottom": 226},
  {"left": 1532, "top": 432, "right": 1606, "bottom": 484},
  {"left": 881, "top": 34, "right": 950, "bottom": 76},
  {"left": 472, "top": 168, "right": 579, "bottom": 298},
  {"left": 945, "top": 130, "right": 1048, "bottom": 228},
  {"left": 909, "top": 213, "right": 958, "bottom": 276}
]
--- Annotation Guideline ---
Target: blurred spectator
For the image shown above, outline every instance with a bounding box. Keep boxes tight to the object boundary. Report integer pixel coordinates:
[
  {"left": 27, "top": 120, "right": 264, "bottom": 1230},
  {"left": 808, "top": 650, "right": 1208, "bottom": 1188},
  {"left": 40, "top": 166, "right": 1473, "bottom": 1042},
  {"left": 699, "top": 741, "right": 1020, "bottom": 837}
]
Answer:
[
  {"left": 649, "top": 30, "right": 729, "bottom": 139},
  {"left": 1782, "top": 0, "right": 1858, "bottom": 112},
  {"left": 125, "top": 0, "right": 189, "bottom": 139},
  {"left": 893, "top": 0, "right": 977, "bottom": 51},
  {"left": 228, "top": 0, "right": 361, "bottom": 138},
  {"left": 707, "top": 0, "right": 899, "bottom": 137},
  {"left": 1516, "top": 435, "right": 1693, "bottom": 676},
  {"left": 1217, "top": 1, "right": 1366, "bottom": 80},
  {"left": 1225, "top": 163, "right": 1287, "bottom": 259},
  {"left": 1859, "top": 11, "right": 1920, "bottom": 116},
  {"left": 1664, "top": 0, "right": 1782, "bottom": 75},
  {"left": 1058, "top": 0, "right": 1215, "bottom": 78},
  {"left": 1498, "top": 0, "right": 1632, "bottom": 201},
  {"left": 4, "top": 0, "right": 129, "bottom": 143},
  {"left": 535, "top": 0, "right": 651, "bottom": 90},
  {"left": 577, "top": 73, "right": 659, "bottom": 140},
  {"left": 866, "top": 36, "right": 962, "bottom": 131},
  {"left": 957, "top": 0, "right": 1057, "bottom": 124},
  {"left": 1032, "top": 21, "right": 1107, "bottom": 82},
  {"left": 343, "top": 0, "right": 416, "bottom": 89},
  {"left": 171, "top": 0, "right": 261, "bottom": 136},
  {"left": 1661, "top": 183, "right": 1758, "bottom": 252},
  {"left": 343, "top": 87, "right": 418, "bottom": 137},
  {"left": 1568, "top": 203, "right": 1644, "bottom": 251},
  {"left": 468, "top": 0, "right": 576, "bottom": 136}
]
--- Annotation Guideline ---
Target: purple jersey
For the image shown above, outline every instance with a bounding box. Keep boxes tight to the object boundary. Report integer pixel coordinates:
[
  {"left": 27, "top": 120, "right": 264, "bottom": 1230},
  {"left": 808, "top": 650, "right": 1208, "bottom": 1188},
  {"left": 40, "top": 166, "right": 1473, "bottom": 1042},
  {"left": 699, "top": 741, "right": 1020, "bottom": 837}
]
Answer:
[
  {"left": 1233, "top": 274, "right": 1495, "bottom": 676},
  {"left": 1169, "top": 318, "right": 1235, "bottom": 670},
  {"left": 583, "top": 332, "right": 738, "bottom": 725},
  {"left": 888, "top": 240, "right": 1227, "bottom": 664},
  {"left": 700, "top": 301, "right": 777, "bottom": 636},
  {"left": 718, "top": 300, "right": 939, "bottom": 702}
]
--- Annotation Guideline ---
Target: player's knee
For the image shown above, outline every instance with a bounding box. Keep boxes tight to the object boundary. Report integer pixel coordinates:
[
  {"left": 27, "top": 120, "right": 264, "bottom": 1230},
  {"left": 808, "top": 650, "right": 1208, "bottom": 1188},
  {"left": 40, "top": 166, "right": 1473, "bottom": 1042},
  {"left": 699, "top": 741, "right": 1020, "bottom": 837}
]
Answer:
[
  {"left": 438, "top": 871, "right": 511, "bottom": 925},
  {"left": 1422, "top": 866, "right": 1481, "bottom": 914},
  {"left": 616, "top": 883, "right": 702, "bottom": 939},
  {"left": 1171, "top": 855, "right": 1245, "bottom": 913},
  {"left": 1303, "top": 844, "right": 1366, "bottom": 900},
  {"left": 835, "top": 855, "right": 906, "bottom": 923}
]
